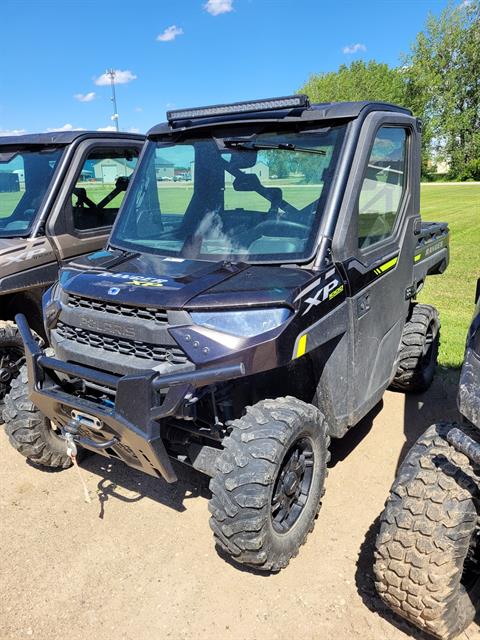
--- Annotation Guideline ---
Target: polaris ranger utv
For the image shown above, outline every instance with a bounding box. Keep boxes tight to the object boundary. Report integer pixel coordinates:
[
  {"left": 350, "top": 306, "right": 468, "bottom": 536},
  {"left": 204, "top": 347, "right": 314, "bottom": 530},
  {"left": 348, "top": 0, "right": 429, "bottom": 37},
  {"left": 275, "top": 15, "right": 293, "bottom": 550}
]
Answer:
[
  {"left": 4, "top": 96, "right": 449, "bottom": 571},
  {"left": 374, "top": 279, "right": 480, "bottom": 639},
  {"left": 0, "top": 131, "right": 144, "bottom": 401}
]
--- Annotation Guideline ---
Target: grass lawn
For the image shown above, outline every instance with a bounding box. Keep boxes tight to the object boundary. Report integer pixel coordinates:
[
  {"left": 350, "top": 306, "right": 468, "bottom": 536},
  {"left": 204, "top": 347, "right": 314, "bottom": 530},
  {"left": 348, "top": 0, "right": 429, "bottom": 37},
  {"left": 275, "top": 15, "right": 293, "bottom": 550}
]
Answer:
[{"left": 418, "top": 183, "right": 480, "bottom": 368}]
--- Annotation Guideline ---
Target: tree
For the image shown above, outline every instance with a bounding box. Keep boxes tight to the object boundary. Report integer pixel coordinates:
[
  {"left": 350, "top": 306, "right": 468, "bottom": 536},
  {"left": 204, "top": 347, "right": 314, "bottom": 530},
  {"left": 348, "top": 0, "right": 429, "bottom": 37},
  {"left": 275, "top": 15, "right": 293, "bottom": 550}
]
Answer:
[
  {"left": 406, "top": 1, "right": 480, "bottom": 179},
  {"left": 298, "top": 61, "right": 431, "bottom": 168},
  {"left": 298, "top": 3, "right": 480, "bottom": 180},
  {"left": 300, "top": 60, "right": 409, "bottom": 107}
]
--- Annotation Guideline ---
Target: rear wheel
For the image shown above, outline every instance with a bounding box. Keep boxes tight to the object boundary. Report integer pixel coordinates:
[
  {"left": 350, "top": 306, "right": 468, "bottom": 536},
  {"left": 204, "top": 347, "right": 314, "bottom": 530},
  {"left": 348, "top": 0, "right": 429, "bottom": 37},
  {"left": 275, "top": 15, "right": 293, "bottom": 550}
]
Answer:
[
  {"left": 3, "top": 364, "right": 72, "bottom": 469},
  {"left": 374, "top": 423, "right": 480, "bottom": 639},
  {"left": 209, "top": 397, "right": 329, "bottom": 571},
  {"left": 0, "top": 322, "right": 24, "bottom": 405},
  {"left": 390, "top": 303, "right": 440, "bottom": 393}
]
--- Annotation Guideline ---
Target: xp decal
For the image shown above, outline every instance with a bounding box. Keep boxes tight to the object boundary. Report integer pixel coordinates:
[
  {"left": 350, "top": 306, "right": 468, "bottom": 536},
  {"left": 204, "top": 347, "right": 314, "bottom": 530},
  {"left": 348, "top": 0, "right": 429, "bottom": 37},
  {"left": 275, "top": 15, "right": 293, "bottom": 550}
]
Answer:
[
  {"left": 3, "top": 245, "right": 48, "bottom": 266},
  {"left": 294, "top": 268, "right": 343, "bottom": 316}
]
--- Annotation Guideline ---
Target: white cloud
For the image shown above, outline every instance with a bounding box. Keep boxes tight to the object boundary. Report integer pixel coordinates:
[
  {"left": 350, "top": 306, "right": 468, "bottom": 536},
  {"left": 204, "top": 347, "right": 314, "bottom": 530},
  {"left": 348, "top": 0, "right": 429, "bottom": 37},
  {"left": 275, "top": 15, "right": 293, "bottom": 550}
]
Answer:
[
  {"left": 157, "top": 25, "right": 184, "bottom": 42},
  {"left": 204, "top": 0, "right": 233, "bottom": 15},
  {"left": 97, "top": 126, "right": 117, "bottom": 132},
  {"left": 134, "top": 106, "right": 143, "bottom": 112},
  {"left": 0, "top": 128, "right": 27, "bottom": 136},
  {"left": 94, "top": 70, "right": 137, "bottom": 86},
  {"left": 342, "top": 43, "right": 367, "bottom": 54},
  {"left": 128, "top": 127, "right": 141, "bottom": 133},
  {"left": 74, "top": 91, "right": 96, "bottom": 102},
  {"left": 46, "top": 124, "right": 85, "bottom": 132}
]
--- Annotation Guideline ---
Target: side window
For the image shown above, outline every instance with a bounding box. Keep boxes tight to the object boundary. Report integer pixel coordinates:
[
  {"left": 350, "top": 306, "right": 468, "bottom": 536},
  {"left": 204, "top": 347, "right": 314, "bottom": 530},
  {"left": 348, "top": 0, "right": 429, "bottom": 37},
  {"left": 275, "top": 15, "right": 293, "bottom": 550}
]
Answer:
[
  {"left": 358, "top": 127, "right": 407, "bottom": 249},
  {"left": 71, "top": 147, "right": 138, "bottom": 231}
]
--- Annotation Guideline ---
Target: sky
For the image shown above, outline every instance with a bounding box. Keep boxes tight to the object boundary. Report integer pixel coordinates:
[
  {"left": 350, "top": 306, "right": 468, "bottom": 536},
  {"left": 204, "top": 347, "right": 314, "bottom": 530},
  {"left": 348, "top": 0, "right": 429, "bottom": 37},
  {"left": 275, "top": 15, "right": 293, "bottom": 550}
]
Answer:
[{"left": 1, "top": 0, "right": 451, "bottom": 136}]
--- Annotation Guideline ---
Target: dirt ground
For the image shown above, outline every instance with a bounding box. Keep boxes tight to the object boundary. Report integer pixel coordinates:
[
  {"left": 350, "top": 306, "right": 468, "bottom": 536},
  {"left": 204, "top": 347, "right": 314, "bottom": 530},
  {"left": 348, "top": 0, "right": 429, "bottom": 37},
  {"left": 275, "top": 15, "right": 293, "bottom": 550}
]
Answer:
[{"left": 1, "top": 370, "right": 479, "bottom": 640}]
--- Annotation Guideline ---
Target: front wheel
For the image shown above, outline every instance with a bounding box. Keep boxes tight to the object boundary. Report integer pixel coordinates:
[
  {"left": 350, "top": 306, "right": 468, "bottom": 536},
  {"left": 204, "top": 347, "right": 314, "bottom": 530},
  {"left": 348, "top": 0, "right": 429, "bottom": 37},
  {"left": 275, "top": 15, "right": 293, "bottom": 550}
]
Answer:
[
  {"left": 209, "top": 396, "right": 330, "bottom": 572},
  {"left": 3, "top": 364, "right": 72, "bottom": 469}
]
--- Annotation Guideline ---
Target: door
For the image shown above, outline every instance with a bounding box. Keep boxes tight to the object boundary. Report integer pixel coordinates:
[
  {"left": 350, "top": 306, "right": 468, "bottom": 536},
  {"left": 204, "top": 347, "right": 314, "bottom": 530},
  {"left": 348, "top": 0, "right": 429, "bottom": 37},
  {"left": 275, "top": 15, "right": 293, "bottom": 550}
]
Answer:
[
  {"left": 344, "top": 121, "right": 417, "bottom": 420},
  {"left": 46, "top": 141, "right": 141, "bottom": 262}
]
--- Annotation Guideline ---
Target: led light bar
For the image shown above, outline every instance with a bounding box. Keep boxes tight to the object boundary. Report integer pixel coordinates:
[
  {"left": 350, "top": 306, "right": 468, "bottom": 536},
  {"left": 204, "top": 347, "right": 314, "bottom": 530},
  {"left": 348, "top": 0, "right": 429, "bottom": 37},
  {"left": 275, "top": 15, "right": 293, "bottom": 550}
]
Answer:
[{"left": 167, "top": 95, "right": 310, "bottom": 122}]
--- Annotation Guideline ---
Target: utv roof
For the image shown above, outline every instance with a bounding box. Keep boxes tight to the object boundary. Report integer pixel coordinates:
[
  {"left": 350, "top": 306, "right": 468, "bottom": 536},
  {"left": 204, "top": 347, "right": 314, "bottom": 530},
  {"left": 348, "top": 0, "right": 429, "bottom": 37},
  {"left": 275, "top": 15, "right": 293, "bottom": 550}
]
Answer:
[
  {"left": 0, "top": 131, "right": 145, "bottom": 147},
  {"left": 147, "top": 95, "right": 413, "bottom": 137}
]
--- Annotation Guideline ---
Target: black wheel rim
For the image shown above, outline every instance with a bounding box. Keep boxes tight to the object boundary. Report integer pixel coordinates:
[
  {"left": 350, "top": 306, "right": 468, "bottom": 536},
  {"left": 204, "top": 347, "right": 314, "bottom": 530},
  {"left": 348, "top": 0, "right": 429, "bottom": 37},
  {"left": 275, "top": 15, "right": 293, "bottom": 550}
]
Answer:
[
  {"left": 0, "top": 347, "right": 24, "bottom": 389},
  {"left": 270, "top": 437, "right": 314, "bottom": 534}
]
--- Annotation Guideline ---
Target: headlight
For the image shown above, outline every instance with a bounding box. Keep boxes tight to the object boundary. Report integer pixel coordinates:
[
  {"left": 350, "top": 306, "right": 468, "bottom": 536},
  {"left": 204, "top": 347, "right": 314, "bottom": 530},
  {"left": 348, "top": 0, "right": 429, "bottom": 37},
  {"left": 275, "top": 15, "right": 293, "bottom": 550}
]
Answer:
[
  {"left": 190, "top": 308, "right": 291, "bottom": 337},
  {"left": 42, "top": 284, "right": 62, "bottom": 331}
]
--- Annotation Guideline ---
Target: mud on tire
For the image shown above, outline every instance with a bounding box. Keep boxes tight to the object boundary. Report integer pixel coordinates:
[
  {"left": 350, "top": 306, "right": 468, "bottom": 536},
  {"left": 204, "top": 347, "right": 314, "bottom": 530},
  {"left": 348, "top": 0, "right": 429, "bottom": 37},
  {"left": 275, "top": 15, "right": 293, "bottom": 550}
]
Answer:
[
  {"left": 208, "top": 396, "right": 329, "bottom": 572},
  {"left": 390, "top": 303, "right": 440, "bottom": 393},
  {"left": 3, "top": 364, "right": 72, "bottom": 469},
  {"left": 374, "top": 422, "right": 480, "bottom": 640}
]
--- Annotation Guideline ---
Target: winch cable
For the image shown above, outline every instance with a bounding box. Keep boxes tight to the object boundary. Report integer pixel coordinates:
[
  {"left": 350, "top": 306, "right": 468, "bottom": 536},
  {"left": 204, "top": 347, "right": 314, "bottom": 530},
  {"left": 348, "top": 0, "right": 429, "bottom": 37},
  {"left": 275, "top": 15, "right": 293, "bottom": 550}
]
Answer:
[{"left": 65, "top": 431, "right": 92, "bottom": 504}]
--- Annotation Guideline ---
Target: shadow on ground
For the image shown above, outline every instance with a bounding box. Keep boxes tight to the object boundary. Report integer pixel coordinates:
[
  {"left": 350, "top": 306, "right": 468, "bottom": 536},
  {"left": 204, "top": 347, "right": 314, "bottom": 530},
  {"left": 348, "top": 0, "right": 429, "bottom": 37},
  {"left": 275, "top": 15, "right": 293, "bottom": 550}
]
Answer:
[
  {"left": 80, "top": 454, "right": 210, "bottom": 518},
  {"left": 398, "top": 367, "right": 460, "bottom": 472},
  {"left": 329, "top": 401, "right": 384, "bottom": 468}
]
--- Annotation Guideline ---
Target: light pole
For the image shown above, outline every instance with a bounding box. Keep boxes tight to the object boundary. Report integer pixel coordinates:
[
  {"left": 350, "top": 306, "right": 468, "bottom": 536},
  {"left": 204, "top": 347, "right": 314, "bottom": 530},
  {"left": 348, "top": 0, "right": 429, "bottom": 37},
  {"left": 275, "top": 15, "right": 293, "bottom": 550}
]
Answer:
[{"left": 106, "top": 68, "right": 119, "bottom": 131}]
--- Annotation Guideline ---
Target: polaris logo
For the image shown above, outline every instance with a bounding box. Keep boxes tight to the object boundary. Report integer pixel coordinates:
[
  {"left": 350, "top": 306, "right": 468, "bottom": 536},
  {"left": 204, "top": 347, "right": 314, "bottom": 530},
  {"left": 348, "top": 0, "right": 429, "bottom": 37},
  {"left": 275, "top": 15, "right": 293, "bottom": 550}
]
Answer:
[{"left": 79, "top": 317, "right": 137, "bottom": 340}]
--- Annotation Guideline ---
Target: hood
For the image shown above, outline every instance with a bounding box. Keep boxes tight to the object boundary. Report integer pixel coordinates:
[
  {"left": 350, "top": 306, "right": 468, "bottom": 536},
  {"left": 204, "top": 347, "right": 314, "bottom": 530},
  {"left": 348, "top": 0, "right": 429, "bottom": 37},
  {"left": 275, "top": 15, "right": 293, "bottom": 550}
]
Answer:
[{"left": 60, "top": 249, "right": 315, "bottom": 309}]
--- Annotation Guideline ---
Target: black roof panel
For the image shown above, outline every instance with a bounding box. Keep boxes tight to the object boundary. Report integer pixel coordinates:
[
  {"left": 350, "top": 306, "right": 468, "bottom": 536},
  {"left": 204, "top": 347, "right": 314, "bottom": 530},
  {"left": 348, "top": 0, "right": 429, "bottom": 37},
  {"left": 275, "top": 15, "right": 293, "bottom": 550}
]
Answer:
[
  {"left": 0, "top": 130, "right": 145, "bottom": 147},
  {"left": 147, "top": 100, "right": 412, "bottom": 138}
]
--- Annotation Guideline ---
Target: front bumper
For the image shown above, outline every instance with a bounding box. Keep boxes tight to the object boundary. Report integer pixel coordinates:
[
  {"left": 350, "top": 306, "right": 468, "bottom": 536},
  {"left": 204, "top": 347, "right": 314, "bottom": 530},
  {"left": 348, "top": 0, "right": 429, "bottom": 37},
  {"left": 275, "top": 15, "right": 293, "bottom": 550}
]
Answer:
[{"left": 16, "top": 314, "right": 244, "bottom": 482}]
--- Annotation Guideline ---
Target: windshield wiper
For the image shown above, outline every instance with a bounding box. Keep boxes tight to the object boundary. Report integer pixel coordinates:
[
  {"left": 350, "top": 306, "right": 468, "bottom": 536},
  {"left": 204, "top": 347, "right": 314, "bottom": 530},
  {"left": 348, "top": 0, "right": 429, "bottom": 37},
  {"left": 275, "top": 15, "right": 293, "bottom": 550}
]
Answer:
[{"left": 224, "top": 139, "right": 326, "bottom": 155}]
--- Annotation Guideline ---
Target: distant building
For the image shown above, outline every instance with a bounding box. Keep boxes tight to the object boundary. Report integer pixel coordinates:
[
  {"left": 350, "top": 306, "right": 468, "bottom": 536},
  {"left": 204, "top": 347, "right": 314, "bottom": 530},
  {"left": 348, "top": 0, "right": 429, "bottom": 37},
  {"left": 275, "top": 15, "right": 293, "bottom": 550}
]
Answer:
[
  {"left": 0, "top": 172, "right": 20, "bottom": 192},
  {"left": 243, "top": 162, "right": 269, "bottom": 181},
  {"left": 427, "top": 158, "right": 450, "bottom": 176},
  {"left": 92, "top": 158, "right": 135, "bottom": 183},
  {"left": 155, "top": 156, "right": 175, "bottom": 180},
  {"left": 12, "top": 169, "right": 25, "bottom": 187}
]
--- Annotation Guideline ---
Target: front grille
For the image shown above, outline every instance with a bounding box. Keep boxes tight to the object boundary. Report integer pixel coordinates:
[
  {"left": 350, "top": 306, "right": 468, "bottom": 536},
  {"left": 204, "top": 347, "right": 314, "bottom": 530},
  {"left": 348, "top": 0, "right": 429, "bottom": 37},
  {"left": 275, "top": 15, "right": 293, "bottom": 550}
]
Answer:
[
  {"left": 67, "top": 294, "right": 168, "bottom": 324},
  {"left": 56, "top": 322, "right": 188, "bottom": 365}
]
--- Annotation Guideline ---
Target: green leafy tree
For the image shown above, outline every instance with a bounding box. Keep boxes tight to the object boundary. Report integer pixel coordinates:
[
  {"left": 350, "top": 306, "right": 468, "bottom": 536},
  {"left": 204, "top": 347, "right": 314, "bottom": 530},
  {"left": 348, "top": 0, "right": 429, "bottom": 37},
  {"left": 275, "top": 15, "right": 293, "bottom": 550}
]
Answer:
[
  {"left": 300, "top": 60, "right": 409, "bottom": 106},
  {"left": 299, "top": 61, "right": 430, "bottom": 167},
  {"left": 406, "top": 1, "right": 480, "bottom": 179}
]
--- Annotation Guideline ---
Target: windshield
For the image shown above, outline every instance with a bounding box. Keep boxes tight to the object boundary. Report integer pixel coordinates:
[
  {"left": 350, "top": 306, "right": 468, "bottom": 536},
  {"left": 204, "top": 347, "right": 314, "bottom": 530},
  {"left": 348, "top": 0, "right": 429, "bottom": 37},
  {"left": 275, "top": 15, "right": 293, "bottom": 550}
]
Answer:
[
  {"left": 111, "top": 125, "right": 347, "bottom": 263},
  {"left": 0, "top": 147, "right": 64, "bottom": 237}
]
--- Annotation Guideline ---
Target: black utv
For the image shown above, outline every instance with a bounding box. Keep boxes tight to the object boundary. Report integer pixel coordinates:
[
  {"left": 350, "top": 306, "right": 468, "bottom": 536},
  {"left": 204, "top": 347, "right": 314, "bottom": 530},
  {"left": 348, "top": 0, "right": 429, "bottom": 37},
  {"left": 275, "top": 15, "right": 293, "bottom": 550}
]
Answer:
[
  {"left": 0, "top": 131, "right": 144, "bottom": 402},
  {"left": 4, "top": 96, "right": 449, "bottom": 571},
  {"left": 375, "top": 278, "right": 480, "bottom": 639}
]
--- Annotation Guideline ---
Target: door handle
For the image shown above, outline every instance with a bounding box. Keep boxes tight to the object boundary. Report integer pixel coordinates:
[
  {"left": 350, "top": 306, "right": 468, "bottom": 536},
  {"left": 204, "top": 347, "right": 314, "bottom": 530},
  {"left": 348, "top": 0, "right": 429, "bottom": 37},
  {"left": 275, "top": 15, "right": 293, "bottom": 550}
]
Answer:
[{"left": 357, "top": 293, "right": 370, "bottom": 318}]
